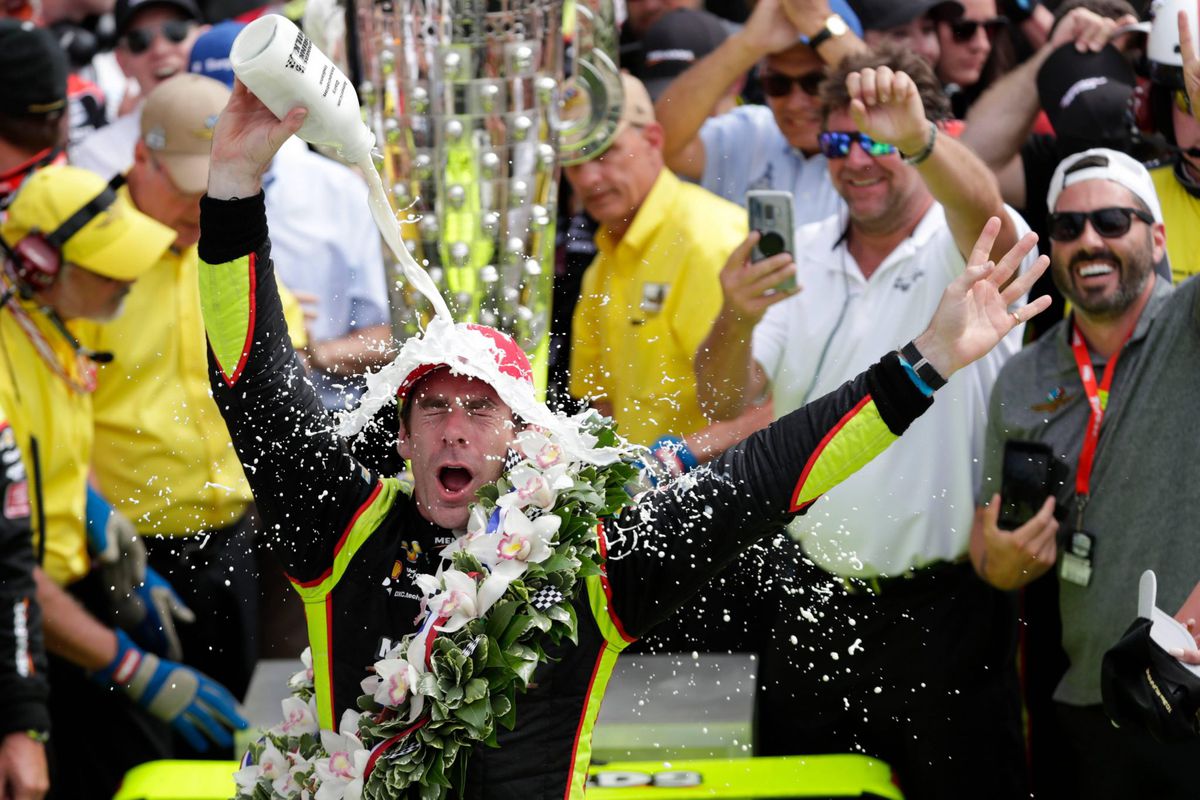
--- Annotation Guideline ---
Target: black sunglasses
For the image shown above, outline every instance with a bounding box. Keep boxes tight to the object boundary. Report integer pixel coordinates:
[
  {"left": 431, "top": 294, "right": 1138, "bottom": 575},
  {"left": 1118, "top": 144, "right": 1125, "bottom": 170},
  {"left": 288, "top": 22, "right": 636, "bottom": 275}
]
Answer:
[
  {"left": 946, "top": 16, "right": 1007, "bottom": 44},
  {"left": 760, "top": 70, "right": 824, "bottom": 98},
  {"left": 1046, "top": 207, "right": 1154, "bottom": 242},
  {"left": 123, "top": 19, "right": 192, "bottom": 54}
]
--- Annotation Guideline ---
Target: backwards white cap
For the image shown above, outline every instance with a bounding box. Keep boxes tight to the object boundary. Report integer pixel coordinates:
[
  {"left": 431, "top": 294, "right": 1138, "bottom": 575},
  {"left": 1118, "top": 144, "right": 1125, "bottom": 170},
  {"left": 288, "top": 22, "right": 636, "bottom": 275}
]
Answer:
[{"left": 1046, "top": 147, "right": 1163, "bottom": 223}]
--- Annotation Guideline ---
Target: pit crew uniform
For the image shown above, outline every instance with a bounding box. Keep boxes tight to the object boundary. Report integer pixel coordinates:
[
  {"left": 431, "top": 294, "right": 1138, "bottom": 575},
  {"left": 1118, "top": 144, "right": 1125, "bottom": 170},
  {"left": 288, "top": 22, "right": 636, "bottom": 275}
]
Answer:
[{"left": 198, "top": 193, "right": 939, "bottom": 800}]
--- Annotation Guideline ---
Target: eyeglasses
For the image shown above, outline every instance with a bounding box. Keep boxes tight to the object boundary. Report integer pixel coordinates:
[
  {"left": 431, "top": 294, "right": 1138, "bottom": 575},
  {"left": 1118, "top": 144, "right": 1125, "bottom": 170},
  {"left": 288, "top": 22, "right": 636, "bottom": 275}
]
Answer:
[
  {"left": 1046, "top": 207, "right": 1154, "bottom": 242},
  {"left": 760, "top": 70, "right": 824, "bottom": 98},
  {"left": 817, "top": 131, "right": 897, "bottom": 159},
  {"left": 946, "top": 16, "right": 1007, "bottom": 44},
  {"left": 123, "top": 19, "right": 192, "bottom": 54}
]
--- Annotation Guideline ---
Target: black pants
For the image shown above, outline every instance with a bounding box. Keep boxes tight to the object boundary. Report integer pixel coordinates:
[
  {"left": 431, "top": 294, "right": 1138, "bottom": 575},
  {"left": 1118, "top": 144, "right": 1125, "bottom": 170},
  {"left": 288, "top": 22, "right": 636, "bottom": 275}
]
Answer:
[
  {"left": 754, "top": 556, "right": 1027, "bottom": 800},
  {"left": 142, "top": 511, "right": 260, "bottom": 759},
  {"left": 1052, "top": 703, "right": 1200, "bottom": 799},
  {"left": 641, "top": 538, "right": 1027, "bottom": 800},
  {"left": 46, "top": 573, "right": 172, "bottom": 800},
  {"left": 142, "top": 512, "right": 259, "bottom": 700}
]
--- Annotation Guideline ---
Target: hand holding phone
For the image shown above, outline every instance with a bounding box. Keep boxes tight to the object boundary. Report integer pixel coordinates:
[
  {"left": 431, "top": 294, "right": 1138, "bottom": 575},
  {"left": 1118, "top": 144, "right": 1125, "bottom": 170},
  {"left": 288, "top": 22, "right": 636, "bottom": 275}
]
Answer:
[
  {"left": 747, "top": 190, "right": 796, "bottom": 291},
  {"left": 998, "top": 440, "right": 1055, "bottom": 529}
]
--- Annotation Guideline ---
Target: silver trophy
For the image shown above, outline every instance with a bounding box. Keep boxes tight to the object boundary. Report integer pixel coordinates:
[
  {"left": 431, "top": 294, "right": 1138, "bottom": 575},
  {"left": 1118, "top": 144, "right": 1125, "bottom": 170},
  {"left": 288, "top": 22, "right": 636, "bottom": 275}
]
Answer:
[{"left": 352, "top": 0, "right": 623, "bottom": 390}]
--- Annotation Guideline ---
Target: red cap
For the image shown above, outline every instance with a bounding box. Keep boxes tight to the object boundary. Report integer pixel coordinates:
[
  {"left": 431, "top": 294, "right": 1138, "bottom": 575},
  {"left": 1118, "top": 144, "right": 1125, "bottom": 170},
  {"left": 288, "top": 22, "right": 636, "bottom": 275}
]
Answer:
[{"left": 395, "top": 324, "right": 534, "bottom": 403}]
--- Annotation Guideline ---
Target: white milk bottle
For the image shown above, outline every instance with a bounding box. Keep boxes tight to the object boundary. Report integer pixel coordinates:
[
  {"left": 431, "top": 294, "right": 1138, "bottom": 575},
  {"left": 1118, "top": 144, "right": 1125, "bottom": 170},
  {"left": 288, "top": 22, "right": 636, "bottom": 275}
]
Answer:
[
  {"left": 231, "top": 14, "right": 453, "bottom": 321},
  {"left": 230, "top": 14, "right": 374, "bottom": 164}
]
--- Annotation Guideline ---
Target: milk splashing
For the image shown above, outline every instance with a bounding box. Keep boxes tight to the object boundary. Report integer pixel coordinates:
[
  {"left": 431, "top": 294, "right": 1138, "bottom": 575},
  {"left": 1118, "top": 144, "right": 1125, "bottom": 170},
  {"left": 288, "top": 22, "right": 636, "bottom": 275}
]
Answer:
[
  {"left": 359, "top": 156, "right": 452, "bottom": 322},
  {"left": 336, "top": 317, "right": 634, "bottom": 468}
]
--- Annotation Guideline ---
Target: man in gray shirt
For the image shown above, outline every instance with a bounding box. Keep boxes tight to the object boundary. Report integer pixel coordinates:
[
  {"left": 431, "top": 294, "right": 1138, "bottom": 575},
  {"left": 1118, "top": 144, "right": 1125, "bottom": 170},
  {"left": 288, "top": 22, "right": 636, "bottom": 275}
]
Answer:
[{"left": 973, "top": 147, "right": 1200, "bottom": 798}]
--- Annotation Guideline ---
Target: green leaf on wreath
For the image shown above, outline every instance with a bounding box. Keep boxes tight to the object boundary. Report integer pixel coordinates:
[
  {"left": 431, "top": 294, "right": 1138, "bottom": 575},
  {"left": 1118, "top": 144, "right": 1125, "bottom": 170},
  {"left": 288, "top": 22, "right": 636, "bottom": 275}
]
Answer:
[
  {"left": 500, "top": 615, "right": 533, "bottom": 649},
  {"left": 455, "top": 697, "right": 491, "bottom": 729},
  {"left": 485, "top": 599, "right": 519, "bottom": 640},
  {"left": 463, "top": 677, "right": 489, "bottom": 704}
]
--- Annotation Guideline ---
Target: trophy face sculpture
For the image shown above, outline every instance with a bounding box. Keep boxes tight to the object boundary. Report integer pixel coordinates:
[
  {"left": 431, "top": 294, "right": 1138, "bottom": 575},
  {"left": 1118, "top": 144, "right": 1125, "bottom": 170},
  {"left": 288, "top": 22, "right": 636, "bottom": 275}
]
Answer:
[{"left": 355, "top": 0, "right": 622, "bottom": 392}]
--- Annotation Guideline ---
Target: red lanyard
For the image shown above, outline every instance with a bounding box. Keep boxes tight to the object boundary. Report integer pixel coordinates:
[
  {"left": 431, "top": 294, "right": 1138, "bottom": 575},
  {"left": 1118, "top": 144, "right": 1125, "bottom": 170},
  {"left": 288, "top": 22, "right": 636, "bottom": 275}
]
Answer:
[{"left": 1069, "top": 320, "right": 1129, "bottom": 500}]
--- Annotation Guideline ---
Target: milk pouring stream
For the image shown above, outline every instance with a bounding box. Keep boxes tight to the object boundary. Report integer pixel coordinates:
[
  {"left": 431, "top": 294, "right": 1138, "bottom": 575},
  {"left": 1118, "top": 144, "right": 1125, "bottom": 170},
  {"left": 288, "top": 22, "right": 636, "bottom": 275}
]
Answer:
[{"left": 230, "top": 14, "right": 452, "bottom": 322}]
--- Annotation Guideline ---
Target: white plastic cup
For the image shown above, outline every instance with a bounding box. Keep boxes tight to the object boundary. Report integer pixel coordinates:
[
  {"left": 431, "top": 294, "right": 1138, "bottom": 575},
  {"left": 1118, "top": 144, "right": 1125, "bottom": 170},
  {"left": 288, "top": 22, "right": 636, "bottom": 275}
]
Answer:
[{"left": 230, "top": 14, "right": 374, "bottom": 164}]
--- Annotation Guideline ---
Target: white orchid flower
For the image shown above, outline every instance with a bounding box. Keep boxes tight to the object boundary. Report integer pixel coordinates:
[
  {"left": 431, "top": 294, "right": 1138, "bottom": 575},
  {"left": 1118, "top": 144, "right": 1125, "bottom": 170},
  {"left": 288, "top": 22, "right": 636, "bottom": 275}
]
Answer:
[
  {"left": 285, "top": 751, "right": 315, "bottom": 797},
  {"left": 497, "top": 463, "right": 574, "bottom": 511},
  {"left": 233, "top": 760, "right": 262, "bottom": 794},
  {"left": 496, "top": 506, "right": 559, "bottom": 564},
  {"left": 369, "top": 657, "right": 417, "bottom": 707},
  {"left": 464, "top": 508, "right": 562, "bottom": 613},
  {"left": 314, "top": 718, "right": 367, "bottom": 800},
  {"left": 514, "top": 429, "right": 566, "bottom": 469},
  {"left": 287, "top": 647, "right": 315, "bottom": 692},
  {"left": 271, "top": 695, "right": 319, "bottom": 738},
  {"left": 422, "top": 569, "right": 481, "bottom": 633},
  {"left": 234, "top": 740, "right": 289, "bottom": 793}
]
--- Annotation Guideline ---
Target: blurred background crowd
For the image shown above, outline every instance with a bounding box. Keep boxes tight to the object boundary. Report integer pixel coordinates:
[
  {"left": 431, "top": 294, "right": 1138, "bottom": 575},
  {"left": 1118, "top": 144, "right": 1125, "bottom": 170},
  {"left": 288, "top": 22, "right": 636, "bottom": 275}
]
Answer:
[{"left": 1, "top": 0, "right": 1199, "bottom": 797}]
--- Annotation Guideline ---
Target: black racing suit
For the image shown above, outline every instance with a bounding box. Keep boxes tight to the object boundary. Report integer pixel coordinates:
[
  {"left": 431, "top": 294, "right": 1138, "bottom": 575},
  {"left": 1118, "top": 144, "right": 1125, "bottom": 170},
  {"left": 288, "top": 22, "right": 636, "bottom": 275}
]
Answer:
[
  {"left": 197, "top": 193, "right": 934, "bottom": 800},
  {"left": 0, "top": 418, "right": 50, "bottom": 741}
]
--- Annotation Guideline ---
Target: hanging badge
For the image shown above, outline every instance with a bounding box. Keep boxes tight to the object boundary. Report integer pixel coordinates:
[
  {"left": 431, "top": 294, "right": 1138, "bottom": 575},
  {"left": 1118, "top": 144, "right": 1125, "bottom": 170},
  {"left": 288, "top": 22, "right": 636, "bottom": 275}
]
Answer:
[{"left": 1060, "top": 529, "right": 1095, "bottom": 587}]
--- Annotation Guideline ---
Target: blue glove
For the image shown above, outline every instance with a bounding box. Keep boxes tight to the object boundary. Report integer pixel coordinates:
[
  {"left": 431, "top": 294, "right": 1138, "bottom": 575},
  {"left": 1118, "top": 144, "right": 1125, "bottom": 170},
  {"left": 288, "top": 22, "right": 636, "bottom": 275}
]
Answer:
[
  {"left": 86, "top": 486, "right": 195, "bottom": 659},
  {"left": 92, "top": 629, "right": 248, "bottom": 752},
  {"left": 130, "top": 567, "right": 196, "bottom": 660}
]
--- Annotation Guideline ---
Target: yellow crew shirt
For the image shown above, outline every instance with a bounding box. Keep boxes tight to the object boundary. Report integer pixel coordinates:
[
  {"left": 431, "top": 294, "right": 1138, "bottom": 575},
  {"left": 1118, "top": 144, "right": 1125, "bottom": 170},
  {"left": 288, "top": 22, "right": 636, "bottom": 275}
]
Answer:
[
  {"left": 89, "top": 244, "right": 308, "bottom": 535},
  {"left": 569, "top": 169, "right": 748, "bottom": 446},
  {"left": 1151, "top": 163, "right": 1200, "bottom": 283},
  {"left": 0, "top": 297, "right": 96, "bottom": 585}
]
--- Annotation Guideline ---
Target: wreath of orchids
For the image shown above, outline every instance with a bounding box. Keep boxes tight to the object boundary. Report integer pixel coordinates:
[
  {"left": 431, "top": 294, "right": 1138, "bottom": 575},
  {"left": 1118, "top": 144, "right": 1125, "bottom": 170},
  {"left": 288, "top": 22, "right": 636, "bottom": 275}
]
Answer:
[{"left": 235, "top": 415, "right": 641, "bottom": 800}]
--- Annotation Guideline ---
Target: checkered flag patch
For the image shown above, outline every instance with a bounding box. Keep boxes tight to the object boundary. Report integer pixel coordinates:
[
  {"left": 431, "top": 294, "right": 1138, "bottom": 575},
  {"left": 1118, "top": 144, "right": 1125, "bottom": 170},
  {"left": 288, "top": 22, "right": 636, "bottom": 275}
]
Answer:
[{"left": 530, "top": 587, "right": 564, "bottom": 611}]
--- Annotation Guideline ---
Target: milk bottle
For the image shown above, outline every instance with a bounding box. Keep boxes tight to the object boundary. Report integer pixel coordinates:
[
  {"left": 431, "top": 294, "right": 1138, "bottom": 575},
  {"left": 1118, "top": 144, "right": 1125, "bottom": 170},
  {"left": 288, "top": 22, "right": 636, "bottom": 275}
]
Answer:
[{"left": 231, "top": 14, "right": 452, "bottom": 322}]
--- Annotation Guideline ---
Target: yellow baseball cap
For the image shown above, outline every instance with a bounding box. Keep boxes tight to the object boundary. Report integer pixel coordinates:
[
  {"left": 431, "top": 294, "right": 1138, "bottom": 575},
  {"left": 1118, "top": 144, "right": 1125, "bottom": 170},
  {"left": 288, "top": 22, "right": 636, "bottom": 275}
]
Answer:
[
  {"left": 140, "top": 73, "right": 231, "bottom": 195},
  {"left": 1, "top": 165, "right": 176, "bottom": 282}
]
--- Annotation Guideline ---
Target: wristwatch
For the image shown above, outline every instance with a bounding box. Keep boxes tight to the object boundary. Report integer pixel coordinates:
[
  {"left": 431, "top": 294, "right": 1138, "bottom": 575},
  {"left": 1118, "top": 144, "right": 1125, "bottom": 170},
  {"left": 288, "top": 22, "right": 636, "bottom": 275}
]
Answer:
[
  {"left": 807, "top": 13, "right": 849, "bottom": 51},
  {"left": 899, "top": 340, "right": 947, "bottom": 392}
]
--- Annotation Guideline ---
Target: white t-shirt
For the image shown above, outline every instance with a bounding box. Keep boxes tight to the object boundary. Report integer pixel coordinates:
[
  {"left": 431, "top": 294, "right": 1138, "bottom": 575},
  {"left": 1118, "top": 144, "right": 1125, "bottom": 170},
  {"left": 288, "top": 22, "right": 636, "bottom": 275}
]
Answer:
[{"left": 752, "top": 203, "right": 1031, "bottom": 577}]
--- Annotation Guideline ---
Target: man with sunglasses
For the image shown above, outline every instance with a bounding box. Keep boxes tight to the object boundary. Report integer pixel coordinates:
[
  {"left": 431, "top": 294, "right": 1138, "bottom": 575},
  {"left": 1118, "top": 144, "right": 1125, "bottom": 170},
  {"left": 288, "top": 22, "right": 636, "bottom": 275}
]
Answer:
[
  {"left": 694, "top": 47, "right": 1033, "bottom": 798},
  {"left": 972, "top": 147, "right": 1200, "bottom": 797},
  {"left": 70, "top": 0, "right": 205, "bottom": 181},
  {"left": 655, "top": 0, "right": 867, "bottom": 227}
]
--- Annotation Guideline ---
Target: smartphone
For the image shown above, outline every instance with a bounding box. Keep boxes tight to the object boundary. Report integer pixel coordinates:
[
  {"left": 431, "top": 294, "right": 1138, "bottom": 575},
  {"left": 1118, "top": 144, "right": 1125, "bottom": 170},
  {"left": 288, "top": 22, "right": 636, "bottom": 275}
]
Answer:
[
  {"left": 998, "top": 440, "right": 1055, "bottom": 529},
  {"left": 747, "top": 190, "right": 795, "bottom": 291}
]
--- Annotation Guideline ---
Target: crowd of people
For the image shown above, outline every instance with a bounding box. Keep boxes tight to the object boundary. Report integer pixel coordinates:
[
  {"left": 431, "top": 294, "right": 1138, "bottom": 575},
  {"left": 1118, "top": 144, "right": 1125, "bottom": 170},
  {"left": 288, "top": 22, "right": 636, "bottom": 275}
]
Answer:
[{"left": 0, "top": 0, "right": 1199, "bottom": 798}]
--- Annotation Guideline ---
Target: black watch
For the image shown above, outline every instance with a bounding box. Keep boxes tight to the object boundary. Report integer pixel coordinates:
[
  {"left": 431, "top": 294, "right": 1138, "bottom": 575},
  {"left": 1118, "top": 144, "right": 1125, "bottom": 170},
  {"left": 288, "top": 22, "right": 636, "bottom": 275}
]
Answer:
[
  {"left": 900, "top": 340, "right": 947, "bottom": 391},
  {"left": 808, "top": 13, "right": 849, "bottom": 51}
]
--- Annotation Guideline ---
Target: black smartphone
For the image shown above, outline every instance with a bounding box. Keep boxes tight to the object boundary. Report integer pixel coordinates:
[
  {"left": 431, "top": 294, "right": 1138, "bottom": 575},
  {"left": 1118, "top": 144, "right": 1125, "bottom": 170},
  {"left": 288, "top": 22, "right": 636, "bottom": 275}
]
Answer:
[
  {"left": 998, "top": 440, "right": 1055, "bottom": 529},
  {"left": 747, "top": 190, "right": 795, "bottom": 291}
]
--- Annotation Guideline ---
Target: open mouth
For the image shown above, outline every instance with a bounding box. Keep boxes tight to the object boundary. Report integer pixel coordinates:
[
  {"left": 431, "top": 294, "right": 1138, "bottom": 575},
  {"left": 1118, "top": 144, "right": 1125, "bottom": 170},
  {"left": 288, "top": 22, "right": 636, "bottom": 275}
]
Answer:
[{"left": 437, "top": 465, "right": 474, "bottom": 497}]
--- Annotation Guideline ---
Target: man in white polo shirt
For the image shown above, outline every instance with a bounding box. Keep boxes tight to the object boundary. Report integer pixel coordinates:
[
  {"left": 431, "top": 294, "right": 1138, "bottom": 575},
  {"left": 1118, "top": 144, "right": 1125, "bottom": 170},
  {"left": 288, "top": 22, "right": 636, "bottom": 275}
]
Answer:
[{"left": 695, "top": 46, "right": 1034, "bottom": 799}]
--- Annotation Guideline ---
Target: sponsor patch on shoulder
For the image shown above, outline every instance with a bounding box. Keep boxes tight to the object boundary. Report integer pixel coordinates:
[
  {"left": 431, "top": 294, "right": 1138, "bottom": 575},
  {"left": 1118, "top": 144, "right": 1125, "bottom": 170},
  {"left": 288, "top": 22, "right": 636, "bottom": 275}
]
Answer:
[{"left": 3, "top": 481, "right": 30, "bottom": 520}]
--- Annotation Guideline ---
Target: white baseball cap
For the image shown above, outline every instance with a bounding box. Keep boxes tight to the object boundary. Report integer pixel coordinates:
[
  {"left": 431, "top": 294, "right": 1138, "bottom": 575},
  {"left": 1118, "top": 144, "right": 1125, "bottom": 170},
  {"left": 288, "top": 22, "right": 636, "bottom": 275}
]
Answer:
[{"left": 1046, "top": 147, "right": 1163, "bottom": 222}]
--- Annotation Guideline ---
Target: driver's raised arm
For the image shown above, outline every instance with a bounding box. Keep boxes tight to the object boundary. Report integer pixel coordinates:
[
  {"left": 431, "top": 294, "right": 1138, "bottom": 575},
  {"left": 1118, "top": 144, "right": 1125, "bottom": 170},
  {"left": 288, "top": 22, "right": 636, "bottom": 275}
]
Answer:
[
  {"left": 601, "top": 219, "right": 1052, "bottom": 637},
  {"left": 199, "top": 84, "right": 386, "bottom": 585}
]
